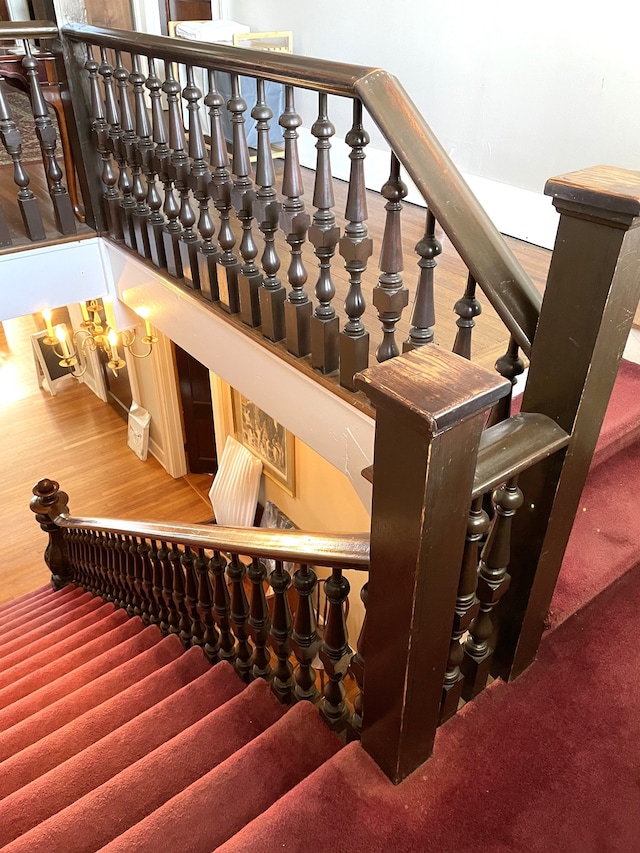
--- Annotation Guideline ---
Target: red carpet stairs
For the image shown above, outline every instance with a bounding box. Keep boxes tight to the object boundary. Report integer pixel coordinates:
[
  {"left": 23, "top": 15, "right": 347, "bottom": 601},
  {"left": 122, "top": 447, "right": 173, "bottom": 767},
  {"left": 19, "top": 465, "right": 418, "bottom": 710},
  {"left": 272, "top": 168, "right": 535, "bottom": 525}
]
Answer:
[{"left": 1, "top": 360, "right": 640, "bottom": 852}]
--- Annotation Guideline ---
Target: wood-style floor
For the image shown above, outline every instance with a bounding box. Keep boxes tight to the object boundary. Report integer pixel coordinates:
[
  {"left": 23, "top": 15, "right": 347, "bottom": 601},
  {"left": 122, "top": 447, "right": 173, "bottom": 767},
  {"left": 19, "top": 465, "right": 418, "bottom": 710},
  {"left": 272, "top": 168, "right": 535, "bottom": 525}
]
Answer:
[{"left": 0, "top": 314, "right": 212, "bottom": 606}]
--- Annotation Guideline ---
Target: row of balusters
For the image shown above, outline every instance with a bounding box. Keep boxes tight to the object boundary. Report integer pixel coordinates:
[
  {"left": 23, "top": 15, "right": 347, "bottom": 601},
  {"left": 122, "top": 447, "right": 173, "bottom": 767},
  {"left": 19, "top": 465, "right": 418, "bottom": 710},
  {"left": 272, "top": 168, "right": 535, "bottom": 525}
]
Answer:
[
  {"left": 0, "top": 41, "right": 77, "bottom": 245},
  {"left": 63, "top": 525, "right": 365, "bottom": 735},
  {"left": 61, "top": 480, "right": 523, "bottom": 734},
  {"left": 79, "top": 43, "right": 525, "bottom": 393}
]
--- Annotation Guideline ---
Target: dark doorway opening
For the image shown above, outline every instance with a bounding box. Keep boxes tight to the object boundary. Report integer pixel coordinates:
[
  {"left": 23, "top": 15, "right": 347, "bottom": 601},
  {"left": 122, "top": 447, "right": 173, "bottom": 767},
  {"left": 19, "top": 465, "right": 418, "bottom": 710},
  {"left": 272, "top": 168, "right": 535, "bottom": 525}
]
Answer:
[{"left": 174, "top": 344, "right": 218, "bottom": 475}]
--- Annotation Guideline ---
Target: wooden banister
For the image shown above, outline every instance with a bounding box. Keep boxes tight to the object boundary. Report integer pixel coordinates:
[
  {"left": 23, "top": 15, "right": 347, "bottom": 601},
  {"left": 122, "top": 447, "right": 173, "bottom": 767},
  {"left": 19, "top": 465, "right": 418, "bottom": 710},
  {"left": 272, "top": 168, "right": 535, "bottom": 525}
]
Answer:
[
  {"left": 59, "top": 21, "right": 540, "bottom": 353},
  {"left": 355, "top": 343, "right": 510, "bottom": 783}
]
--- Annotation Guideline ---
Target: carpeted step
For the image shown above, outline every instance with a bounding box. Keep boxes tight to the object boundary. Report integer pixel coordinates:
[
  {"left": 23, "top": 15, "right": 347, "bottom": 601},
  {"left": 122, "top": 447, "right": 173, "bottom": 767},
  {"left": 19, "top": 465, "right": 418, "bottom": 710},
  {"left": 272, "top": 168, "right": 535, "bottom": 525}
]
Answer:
[
  {"left": 3, "top": 677, "right": 285, "bottom": 853},
  {"left": 0, "top": 655, "right": 244, "bottom": 845},
  {"left": 0, "top": 594, "right": 105, "bottom": 667},
  {"left": 0, "top": 583, "right": 56, "bottom": 618},
  {"left": 0, "top": 602, "right": 123, "bottom": 690},
  {"left": 550, "top": 438, "right": 640, "bottom": 627},
  {"left": 0, "top": 586, "right": 91, "bottom": 642},
  {"left": 0, "top": 624, "right": 176, "bottom": 761},
  {"left": 0, "top": 606, "right": 127, "bottom": 709},
  {"left": 0, "top": 584, "right": 81, "bottom": 632},
  {"left": 0, "top": 615, "right": 146, "bottom": 733},
  {"left": 100, "top": 701, "right": 344, "bottom": 853}
]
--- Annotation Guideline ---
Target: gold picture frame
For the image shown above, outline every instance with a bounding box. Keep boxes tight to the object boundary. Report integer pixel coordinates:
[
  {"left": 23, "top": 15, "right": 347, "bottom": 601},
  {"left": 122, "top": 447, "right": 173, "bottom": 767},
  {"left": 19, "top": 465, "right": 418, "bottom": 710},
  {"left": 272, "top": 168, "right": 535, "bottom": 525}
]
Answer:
[{"left": 232, "top": 390, "right": 295, "bottom": 495}]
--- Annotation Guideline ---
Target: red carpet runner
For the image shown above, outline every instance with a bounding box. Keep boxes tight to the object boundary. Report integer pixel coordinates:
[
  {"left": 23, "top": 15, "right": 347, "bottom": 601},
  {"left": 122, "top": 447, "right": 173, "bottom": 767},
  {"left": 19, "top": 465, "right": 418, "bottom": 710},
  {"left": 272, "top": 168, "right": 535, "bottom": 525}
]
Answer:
[{"left": 1, "top": 360, "right": 639, "bottom": 851}]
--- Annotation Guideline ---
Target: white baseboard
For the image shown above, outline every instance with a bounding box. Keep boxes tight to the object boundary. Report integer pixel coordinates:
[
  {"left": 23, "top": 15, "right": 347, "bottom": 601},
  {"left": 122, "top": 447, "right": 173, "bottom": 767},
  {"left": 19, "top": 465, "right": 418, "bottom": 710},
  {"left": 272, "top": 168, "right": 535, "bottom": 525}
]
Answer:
[{"left": 297, "top": 128, "right": 559, "bottom": 250}]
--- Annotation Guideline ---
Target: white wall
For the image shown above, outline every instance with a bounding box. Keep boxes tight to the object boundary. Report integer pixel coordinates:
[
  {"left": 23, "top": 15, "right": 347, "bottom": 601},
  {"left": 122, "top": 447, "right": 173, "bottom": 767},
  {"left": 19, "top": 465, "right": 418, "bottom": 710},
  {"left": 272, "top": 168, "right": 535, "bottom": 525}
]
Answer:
[{"left": 228, "top": 0, "right": 640, "bottom": 247}]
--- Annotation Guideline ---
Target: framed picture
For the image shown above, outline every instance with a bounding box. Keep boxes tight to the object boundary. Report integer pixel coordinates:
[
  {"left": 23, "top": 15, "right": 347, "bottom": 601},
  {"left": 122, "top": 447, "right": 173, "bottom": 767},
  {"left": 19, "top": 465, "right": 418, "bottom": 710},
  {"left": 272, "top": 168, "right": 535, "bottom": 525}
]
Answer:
[{"left": 232, "top": 390, "right": 295, "bottom": 495}]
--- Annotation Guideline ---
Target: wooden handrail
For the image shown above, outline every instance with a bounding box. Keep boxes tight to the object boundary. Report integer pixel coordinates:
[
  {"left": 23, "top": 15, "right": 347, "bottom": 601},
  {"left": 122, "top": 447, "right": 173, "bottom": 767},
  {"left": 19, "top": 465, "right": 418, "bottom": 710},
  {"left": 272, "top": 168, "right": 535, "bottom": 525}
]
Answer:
[
  {"left": 0, "top": 21, "right": 59, "bottom": 40},
  {"left": 54, "top": 512, "right": 370, "bottom": 569},
  {"left": 60, "top": 22, "right": 541, "bottom": 354}
]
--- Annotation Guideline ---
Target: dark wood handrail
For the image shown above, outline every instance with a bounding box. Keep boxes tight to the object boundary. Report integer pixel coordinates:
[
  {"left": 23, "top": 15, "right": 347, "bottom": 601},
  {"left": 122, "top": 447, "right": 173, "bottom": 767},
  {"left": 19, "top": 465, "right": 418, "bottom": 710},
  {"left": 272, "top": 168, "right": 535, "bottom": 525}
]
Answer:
[
  {"left": 54, "top": 512, "right": 370, "bottom": 569},
  {"left": 60, "top": 22, "right": 541, "bottom": 354},
  {"left": 0, "top": 21, "right": 59, "bottom": 39}
]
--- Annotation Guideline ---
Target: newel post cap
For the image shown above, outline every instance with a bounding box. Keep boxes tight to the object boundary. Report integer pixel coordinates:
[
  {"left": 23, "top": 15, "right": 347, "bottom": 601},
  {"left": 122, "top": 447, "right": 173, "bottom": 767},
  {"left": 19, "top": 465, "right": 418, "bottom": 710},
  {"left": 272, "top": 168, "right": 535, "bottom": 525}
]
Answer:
[{"left": 355, "top": 344, "right": 510, "bottom": 436}]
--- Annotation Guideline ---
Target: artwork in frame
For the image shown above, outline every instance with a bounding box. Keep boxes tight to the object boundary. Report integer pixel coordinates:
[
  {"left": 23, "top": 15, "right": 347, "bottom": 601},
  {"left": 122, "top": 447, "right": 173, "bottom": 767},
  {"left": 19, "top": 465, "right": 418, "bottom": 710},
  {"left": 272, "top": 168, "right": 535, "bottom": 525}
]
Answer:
[{"left": 232, "top": 390, "right": 295, "bottom": 495}]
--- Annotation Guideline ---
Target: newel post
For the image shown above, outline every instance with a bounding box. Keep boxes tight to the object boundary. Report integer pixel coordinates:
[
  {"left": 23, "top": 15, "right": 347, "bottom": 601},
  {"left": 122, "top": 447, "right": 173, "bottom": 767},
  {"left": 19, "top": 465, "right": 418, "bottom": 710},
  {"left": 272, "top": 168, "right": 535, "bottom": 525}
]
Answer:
[
  {"left": 355, "top": 346, "right": 509, "bottom": 783},
  {"left": 30, "top": 478, "right": 72, "bottom": 590},
  {"left": 498, "top": 165, "right": 640, "bottom": 680}
]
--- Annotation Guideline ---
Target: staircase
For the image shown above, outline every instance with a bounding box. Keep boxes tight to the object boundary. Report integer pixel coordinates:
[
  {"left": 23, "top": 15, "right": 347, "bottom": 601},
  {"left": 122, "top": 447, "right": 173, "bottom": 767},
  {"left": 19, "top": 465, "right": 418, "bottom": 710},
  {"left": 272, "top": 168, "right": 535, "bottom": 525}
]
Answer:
[{"left": 1, "top": 359, "right": 640, "bottom": 851}]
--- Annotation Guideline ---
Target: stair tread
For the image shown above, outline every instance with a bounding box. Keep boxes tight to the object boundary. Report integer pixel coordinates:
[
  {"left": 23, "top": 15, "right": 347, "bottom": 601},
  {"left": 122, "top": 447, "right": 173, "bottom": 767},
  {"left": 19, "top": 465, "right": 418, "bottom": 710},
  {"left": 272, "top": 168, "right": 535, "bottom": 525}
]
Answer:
[
  {"left": 0, "top": 624, "right": 176, "bottom": 761},
  {"left": 0, "top": 594, "right": 105, "bottom": 668},
  {"left": 100, "top": 701, "right": 344, "bottom": 853},
  {"left": 0, "top": 585, "right": 82, "bottom": 634},
  {"left": 551, "top": 437, "right": 640, "bottom": 626},
  {"left": 0, "top": 584, "right": 56, "bottom": 617},
  {"left": 0, "top": 653, "right": 241, "bottom": 845},
  {"left": 0, "top": 605, "right": 125, "bottom": 708},
  {"left": 4, "top": 677, "right": 284, "bottom": 853},
  {"left": 0, "top": 587, "right": 92, "bottom": 644}
]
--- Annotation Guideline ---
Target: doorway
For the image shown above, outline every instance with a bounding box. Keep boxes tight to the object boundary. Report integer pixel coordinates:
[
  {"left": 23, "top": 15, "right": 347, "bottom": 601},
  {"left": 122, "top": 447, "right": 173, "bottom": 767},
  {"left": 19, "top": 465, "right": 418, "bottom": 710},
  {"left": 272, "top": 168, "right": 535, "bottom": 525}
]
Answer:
[{"left": 174, "top": 343, "right": 217, "bottom": 475}]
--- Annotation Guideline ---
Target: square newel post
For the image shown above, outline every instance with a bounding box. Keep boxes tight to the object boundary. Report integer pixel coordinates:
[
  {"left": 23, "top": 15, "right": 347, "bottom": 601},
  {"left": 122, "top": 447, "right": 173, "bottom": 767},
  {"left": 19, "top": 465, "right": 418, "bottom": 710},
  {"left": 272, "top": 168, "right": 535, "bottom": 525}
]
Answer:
[
  {"left": 497, "top": 165, "right": 640, "bottom": 681},
  {"left": 355, "top": 345, "right": 510, "bottom": 783}
]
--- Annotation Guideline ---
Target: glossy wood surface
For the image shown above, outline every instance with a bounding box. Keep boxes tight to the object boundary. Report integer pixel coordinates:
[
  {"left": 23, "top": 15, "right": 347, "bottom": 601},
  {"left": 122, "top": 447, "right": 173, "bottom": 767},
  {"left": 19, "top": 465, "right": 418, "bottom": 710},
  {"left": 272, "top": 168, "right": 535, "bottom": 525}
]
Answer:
[{"left": 0, "top": 314, "right": 211, "bottom": 605}]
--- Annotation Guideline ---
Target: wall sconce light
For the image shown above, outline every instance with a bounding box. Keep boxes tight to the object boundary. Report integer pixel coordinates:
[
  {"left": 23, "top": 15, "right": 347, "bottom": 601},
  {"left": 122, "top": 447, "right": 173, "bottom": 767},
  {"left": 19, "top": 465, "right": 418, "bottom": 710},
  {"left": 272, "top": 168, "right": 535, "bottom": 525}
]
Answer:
[{"left": 42, "top": 300, "right": 158, "bottom": 378}]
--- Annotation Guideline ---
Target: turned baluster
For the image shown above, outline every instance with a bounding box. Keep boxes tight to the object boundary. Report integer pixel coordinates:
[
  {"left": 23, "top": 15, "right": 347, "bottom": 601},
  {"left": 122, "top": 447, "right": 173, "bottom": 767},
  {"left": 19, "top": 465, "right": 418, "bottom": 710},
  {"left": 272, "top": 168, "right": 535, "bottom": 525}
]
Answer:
[
  {"left": 338, "top": 100, "right": 373, "bottom": 389},
  {"left": 144, "top": 538, "right": 161, "bottom": 625},
  {"left": 113, "top": 534, "right": 130, "bottom": 612},
  {"left": 161, "top": 63, "right": 187, "bottom": 279},
  {"left": 249, "top": 79, "right": 285, "bottom": 341},
  {"left": 31, "top": 480, "right": 72, "bottom": 590},
  {"left": 93, "top": 531, "right": 107, "bottom": 597},
  {"left": 247, "top": 557, "right": 272, "bottom": 680},
  {"left": 84, "top": 45, "right": 122, "bottom": 241},
  {"left": 198, "top": 71, "right": 223, "bottom": 302},
  {"left": 319, "top": 566, "right": 352, "bottom": 730},
  {"left": 269, "top": 560, "right": 294, "bottom": 702},
  {"left": 104, "top": 532, "right": 121, "bottom": 606},
  {"left": 137, "top": 536, "right": 156, "bottom": 624},
  {"left": 277, "top": 86, "right": 311, "bottom": 356},
  {"left": 0, "top": 78, "right": 44, "bottom": 241},
  {"left": 440, "top": 497, "right": 489, "bottom": 722},
  {"left": 146, "top": 58, "right": 170, "bottom": 267},
  {"left": 404, "top": 210, "right": 441, "bottom": 352},
  {"left": 348, "top": 581, "right": 368, "bottom": 736},
  {"left": 149, "top": 539, "right": 166, "bottom": 626},
  {"left": 182, "top": 545, "right": 204, "bottom": 647},
  {"left": 180, "top": 66, "right": 209, "bottom": 290},
  {"left": 115, "top": 51, "right": 148, "bottom": 255},
  {"left": 79, "top": 530, "right": 92, "bottom": 591},
  {"left": 102, "top": 533, "right": 117, "bottom": 600},
  {"left": 227, "top": 554, "right": 253, "bottom": 681},
  {"left": 205, "top": 71, "right": 240, "bottom": 306},
  {"left": 22, "top": 41, "right": 75, "bottom": 236},
  {"left": 229, "top": 73, "right": 258, "bottom": 318},
  {"left": 63, "top": 529, "right": 78, "bottom": 581},
  {"left": 209, "top": 550, "right": 235, "bottom": 663},
  {"left": 129, "top": 54, "right": 155, "bottom": 259},
  {"left": 196, "top": 548, "right": 219, "bottom": 662},
  {"left": 291, "top": 563, "right": 321, "bottom": 703},
  {"left": 123, "top": 535, "right": 141, "bottom": 616},
  {"left": 158, "top": 540, "right": 179, "bottom": 634},
  {"left": 169, "top": 543, "right": 192, "bottom": 645},
  {"left": 462, "top": 478, "right": 523, "bottom": 699},
  {"left": 309, "top": 93, "right": 340, "bottom": 374},
  {"left": 486, "top": 336, "right": 525, "bottom": 427},
  {"left": 130, "top": 535, "right": 148, "bottom": 617},
  {"left": 453, "top": 273, "right": 482, "bottom": 360},
  {"left": 100, "top": 48, "right": 135, "bottom": 247},
  {"left": 374, "top": 154, "right": 408, "bottom": 362}
]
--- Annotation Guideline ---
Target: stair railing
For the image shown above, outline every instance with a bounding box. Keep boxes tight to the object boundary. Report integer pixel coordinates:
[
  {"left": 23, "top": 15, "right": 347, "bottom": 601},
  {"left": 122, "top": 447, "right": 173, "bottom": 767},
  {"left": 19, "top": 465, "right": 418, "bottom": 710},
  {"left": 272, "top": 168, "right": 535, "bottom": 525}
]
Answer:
[
  {"left": 0, "top": 20, "right": 80, "bottom": 246},
  {"left": 52, "top": 22, "right": 540, "bottom": 396},
  {"left": 18, "top": 18, "right": 640, "bottom": 785}
]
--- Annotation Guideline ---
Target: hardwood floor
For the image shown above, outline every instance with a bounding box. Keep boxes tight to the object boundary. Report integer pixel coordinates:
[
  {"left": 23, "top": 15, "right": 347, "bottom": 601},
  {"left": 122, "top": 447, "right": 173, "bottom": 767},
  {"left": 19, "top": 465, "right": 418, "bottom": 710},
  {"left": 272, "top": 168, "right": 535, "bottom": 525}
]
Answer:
[{"left": 0, "top": 315, "right": 211, "bottom": 605}]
